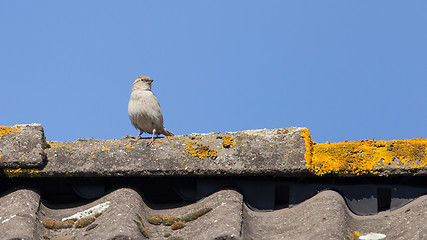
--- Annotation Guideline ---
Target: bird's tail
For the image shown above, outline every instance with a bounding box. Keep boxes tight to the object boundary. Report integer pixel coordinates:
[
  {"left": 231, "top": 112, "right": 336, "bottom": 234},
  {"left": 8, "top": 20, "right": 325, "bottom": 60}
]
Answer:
[{"left": 163, "top": 128, "right": 174, "bottom": 136}]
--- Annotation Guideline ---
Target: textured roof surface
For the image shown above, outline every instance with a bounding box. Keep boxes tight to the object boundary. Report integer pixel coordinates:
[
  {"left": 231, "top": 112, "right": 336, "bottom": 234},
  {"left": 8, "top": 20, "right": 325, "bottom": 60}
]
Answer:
[
  {"left": 2, "top": 124, "right": 427, "bottom": 177},
  {"left": 1, "top": 123, "right": 427, "bottom": 239},
  {"left": 0, "top": 124, "right": 46, "bottom": 168},
  {"left": 1, "top": 188, "right": 426, "bottom": 239}
]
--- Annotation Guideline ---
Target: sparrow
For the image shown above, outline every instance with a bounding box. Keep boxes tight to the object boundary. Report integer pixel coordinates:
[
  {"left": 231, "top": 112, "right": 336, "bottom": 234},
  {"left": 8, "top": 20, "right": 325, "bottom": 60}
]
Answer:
[{"left": 128, "top": 76, "right": 174, "bottom": 144}]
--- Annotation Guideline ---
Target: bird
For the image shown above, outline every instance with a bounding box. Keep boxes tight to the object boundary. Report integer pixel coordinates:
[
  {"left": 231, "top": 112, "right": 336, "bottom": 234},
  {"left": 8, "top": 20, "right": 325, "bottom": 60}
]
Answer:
[{"left": 128, "top": 76, "right": 174, "bottom": 144}]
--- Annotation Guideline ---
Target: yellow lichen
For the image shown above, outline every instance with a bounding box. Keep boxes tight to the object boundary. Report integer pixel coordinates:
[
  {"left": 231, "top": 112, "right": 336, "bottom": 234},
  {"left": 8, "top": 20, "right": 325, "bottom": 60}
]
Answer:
[
  {"left": 102, "top": 148, "right": 109, "bottom": 151},
  {"left": 217, "top": 135, "right": 237, "bottom": 148},
  {"left": 125, "top": 145, "right": 134, "bottom": 149},
  {"left": 0, "top": 126, "right": 22, "bottom": 140},
  {"left": 301, "top": 128, "right": 427, "bottom": 176},
  {"left": 184, "top": 140, "right": 217, "bottom": 159},
  {"left": 3, "top": 168, "right": 39, "bottom": 177}
]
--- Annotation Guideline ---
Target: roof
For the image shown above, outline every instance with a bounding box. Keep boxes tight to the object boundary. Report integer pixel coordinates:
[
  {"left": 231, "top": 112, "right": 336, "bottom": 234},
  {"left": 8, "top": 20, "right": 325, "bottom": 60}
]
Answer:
[
  {"left": 1, "top": 124, "right": 427, "bottom": 177},
  {"left": 1, "top": 123, "right": 427, "bottom": 239},
  {"left": 1, "top": 188, "right": 427, "bottom": 239}
]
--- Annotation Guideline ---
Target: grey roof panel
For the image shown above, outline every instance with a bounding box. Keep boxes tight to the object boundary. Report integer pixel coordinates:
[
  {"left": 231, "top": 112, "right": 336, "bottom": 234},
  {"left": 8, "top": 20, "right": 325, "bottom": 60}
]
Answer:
[
  {"left": 1, "top": 188, "right": 426, "bottom": 239},
  {"left": 0, "top": 124, "right": 46, "bottom": 168}
]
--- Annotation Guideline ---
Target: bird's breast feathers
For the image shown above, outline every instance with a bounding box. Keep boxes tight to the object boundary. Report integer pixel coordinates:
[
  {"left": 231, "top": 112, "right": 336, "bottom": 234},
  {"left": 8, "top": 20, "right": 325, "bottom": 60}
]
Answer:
[{"left": 128, "top": 90, "right": 164, "bottom": 126}]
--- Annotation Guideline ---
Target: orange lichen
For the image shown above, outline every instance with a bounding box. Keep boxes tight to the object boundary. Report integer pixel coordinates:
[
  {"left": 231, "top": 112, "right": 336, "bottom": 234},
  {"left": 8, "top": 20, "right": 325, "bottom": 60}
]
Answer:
[
  {"left": 62, "top": 219, "right": 75, "bottom": 228},
  {"left": 217, "top": 135, "right": 237, "bottom": 148},
  {"left": 102, "top": 148, "right": 109, "bottom": 151},
  {"left": 162, "top": 215, "right": 179, "bottom": 226},
  {"left": 147, "top": 215, "right": 163, "bottom": 225},
  {"left": 3, "top": 168, "right": 39, "bottom": 177},
  {"left": 301, "top": 128, "right": 314, "bottom": 166},
  {"left": 43, "top": 219, "right": 74, "bottom": 229},
  {"left": 171, "top": 221, "right": 185, "bottom": 230},
  {"left": 184, "top": 141, "right": 217, "bottom": 159},
  {"left": 48, "top": 141, "right": 59, "bottom": 148},
  {"left": 43, "top": 218, "right": 64, "bottom": 229},
  {"left": 125, "top": 145, "right": 135, "bottom": 149},
  {"left": 301, "top": 128, "right": 427, "bottom": 176},
  {"left": 75, "top": 216, "right": 96, "bottom": 228},
  {"left": 0, "top": 126, "right": 22, "bottom": 140}
]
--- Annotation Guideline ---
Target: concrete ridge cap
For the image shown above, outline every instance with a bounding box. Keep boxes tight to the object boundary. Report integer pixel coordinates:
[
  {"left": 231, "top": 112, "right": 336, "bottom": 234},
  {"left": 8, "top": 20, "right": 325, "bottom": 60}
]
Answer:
[
  {"left": 13, "top": 123, "right": 43, "bottom": 128},
  {"left": 2, "top": 123, "right": 427, "bottom": 177}
]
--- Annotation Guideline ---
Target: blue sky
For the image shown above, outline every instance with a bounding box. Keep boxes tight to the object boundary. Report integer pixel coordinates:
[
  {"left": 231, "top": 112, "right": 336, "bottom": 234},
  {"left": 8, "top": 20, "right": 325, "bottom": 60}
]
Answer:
[{"left": 1, "top": 1, "right": 426, "bottom": 143}]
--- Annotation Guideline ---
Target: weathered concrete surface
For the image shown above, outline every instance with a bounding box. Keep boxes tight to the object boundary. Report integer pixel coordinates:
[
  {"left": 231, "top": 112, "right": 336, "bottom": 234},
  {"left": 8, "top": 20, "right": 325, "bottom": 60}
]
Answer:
[
  {"left": 242, "top": 190, "right": 354, "bottom": 240},
  {"left": 145, "top": 189, "right": 243, "bottom": 239},
  {"left": 40, "top": 188, "right": 243, "bottom": 240},
  {"left": 40, "top": 188, "right": 144, "bottom": 240},
  {"left": 2, "top": 188, "right": 425, "bottom": 239},
  {"left": 0, "top": 124, "right": 46, "bottom": 168},
  {"left": 352, "top": 194, "right": 427, "bottom": 239},
  {"left": 243, "top": 190, "right": 427, "bottom": 240},
  {"left": 0, "top": 189, "right": 40, "bottom": 239},
  {"left": 2, "top": 123, "right": 427, "bottom": 177},
  {"left": 37, "top": 127, "right": 308, "bottom": 177}
]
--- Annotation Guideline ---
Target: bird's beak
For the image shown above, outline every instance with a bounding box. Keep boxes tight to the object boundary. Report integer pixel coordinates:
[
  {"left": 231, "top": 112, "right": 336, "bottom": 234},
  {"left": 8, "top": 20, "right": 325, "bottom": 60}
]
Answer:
[{"left": 148, "top": 79, "right": 154, "bottom": 83}]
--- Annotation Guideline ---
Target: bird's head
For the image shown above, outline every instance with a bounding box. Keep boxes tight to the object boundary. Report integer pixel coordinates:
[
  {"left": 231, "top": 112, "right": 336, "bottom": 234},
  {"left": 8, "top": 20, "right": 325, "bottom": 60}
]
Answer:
[{"left": 132, "top": 76, "right": 154, "bottom": 91}]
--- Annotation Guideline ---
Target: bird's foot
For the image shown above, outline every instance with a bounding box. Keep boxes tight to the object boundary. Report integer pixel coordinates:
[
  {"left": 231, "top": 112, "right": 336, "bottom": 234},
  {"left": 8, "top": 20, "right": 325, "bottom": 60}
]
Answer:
[
  {"left": 131, "top": 135, "right": 141, "bottom": 142},
  {"left": 147, "top": 135, "right": 155, "bottom": 145}
]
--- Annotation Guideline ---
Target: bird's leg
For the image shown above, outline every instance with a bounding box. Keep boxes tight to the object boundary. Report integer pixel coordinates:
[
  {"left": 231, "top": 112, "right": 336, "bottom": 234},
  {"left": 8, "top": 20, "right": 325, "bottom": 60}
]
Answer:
[
  {"left": 147, "top": 129, "right": 156, "bottom": 145},
  {"left": 132, "top": 131, "right": 143, "bottom": 142}
]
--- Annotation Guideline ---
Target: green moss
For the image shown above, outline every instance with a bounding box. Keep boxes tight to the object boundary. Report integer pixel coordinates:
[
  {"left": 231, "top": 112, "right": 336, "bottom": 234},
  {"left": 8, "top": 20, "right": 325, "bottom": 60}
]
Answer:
[
  {"left": 171, "top": 221, "right": 185, "bottom": 230},
  {"left": 180, "top": 207, "right": 212, "bottom": 222},
  {"left": 163, "top": 215, "right": 179, "bottom": 226},
  {"left": 43, "top": 218, "right": 64, "bottom": 230},
  {"left": 43, "top": 218, "right": 76, "bottom": 230},
  {"left": 147, "top": 214, "right": 163, "bottom": 225},
  {"left": 62, "top": 219, "right": 74, "bottom": 228},
  {"left": 75, "top": 216, "right": 96, "bottom": 228}
]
